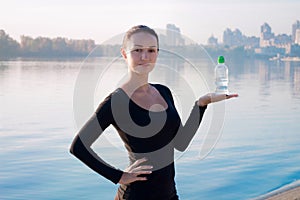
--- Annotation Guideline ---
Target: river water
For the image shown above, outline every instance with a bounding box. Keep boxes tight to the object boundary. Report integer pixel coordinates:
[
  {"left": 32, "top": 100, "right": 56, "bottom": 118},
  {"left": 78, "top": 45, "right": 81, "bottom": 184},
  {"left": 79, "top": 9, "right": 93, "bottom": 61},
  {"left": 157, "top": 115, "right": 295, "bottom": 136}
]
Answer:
[{"left": 1, "top": 56, "right": 300, "bottom": 199}]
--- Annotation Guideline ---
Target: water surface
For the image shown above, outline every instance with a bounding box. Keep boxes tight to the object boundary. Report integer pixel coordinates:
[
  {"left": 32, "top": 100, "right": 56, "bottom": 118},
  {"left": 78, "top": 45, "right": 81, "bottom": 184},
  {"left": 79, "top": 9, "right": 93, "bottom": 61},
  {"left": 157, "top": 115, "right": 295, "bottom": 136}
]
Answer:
[{"left": 1, "top": 57, "right": 300, "bottom": 199}]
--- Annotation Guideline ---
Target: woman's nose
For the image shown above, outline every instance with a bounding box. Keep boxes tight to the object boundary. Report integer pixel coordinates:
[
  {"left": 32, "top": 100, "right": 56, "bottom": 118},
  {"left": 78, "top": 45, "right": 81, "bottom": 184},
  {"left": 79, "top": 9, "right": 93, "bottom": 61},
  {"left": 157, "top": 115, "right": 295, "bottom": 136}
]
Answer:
[{"left": 141, "top": 50, "right": 149, "bottom": 60}]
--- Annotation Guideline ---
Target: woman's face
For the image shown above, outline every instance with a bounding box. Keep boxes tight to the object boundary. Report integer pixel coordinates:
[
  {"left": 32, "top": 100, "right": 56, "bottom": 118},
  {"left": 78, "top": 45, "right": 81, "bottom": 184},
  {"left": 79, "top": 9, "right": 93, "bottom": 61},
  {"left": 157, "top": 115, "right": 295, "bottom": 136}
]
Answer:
[{"left": 122, "top": 32, "right": 158, "bottom": 75}]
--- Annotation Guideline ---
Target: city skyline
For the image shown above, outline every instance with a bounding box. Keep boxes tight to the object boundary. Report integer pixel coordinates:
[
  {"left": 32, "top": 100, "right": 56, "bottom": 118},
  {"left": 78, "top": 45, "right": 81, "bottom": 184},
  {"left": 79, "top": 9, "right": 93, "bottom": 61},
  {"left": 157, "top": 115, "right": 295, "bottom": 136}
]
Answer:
[
  {"left": 2, "top": 19, "right": 299, "bottom": 59},
  {"left": 1, "top": 0, "right": 300, "bottom": 45},
  {"left": 1, "top": 21, "right": 299, "bottom": 46}
]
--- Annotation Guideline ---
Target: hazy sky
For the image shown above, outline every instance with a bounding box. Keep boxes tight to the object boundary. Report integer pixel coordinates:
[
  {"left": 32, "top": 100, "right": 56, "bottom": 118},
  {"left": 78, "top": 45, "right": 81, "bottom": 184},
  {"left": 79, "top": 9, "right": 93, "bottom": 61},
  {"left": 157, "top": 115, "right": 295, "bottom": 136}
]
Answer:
[{"left": 1, "top": 0, "right": 299, "bottom": 44}]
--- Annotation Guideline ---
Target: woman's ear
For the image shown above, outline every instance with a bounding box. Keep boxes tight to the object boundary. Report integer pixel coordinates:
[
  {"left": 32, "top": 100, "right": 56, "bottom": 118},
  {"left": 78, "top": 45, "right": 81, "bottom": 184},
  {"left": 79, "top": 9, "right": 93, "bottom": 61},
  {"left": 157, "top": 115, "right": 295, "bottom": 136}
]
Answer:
[{"left": 121, "top": 48, "right": 127, "bottom": 59}]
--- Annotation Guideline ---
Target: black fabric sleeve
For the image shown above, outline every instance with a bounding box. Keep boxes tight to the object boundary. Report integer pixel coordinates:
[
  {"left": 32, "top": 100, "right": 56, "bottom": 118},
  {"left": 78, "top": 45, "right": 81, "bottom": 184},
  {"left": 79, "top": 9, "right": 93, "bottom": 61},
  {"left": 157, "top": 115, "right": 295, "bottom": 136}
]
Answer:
[
  {"left": 174, "top": 102, "right": 207, "bottom": 151},
  {"left": 157, "top": 84, "right": 207, "bottom": 152},
  {"left": 69, "top": 95, "right": 123, "bottom": 184}
]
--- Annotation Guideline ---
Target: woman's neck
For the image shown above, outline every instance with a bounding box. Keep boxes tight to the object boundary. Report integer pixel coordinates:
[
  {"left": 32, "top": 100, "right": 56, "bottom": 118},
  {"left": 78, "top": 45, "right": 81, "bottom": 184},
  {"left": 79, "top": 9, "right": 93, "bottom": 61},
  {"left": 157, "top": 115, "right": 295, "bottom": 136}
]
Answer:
[{"left": 121, "top": 73, "right": 150, "bottom": 96}]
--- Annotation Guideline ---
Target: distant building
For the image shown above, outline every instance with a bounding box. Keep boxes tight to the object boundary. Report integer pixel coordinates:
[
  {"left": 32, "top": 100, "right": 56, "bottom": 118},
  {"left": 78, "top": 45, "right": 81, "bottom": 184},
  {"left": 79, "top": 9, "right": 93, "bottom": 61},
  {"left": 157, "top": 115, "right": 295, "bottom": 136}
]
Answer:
[
  {"left": 207, "top": 35, "right": 218, "bottom": 46},
  {"left": 295, "top": 29, "right": 300, "bottom": 45},
  {"left": 292, "top": 20, "right": 300, "bottom": 43},
  {"left": 260, "top": 23, "right": 274, "bottom": 47},
  {"left": 223, "top": 28, "right": 244, "bottom": 47},
  {"left": 274, "top": 34, "right": 292, "bottom": 46},
  {"left": 244, "top": 36, "right": 260, "bottom": 49},
  {"left": 290, "top": 44, "right": 300, "bottom": 56},
  {"left": 255, "top": 22, "right": 296, "bottom": 56},
  {"left": 254, "top": 46, "right": 285, "bottom": 57},
  {"left": 221, "top": 28, "right": 259, "bottom": 49},
  {"left": 0, "top": 29, "right": 6, "bottom": 37},
  {"left": 165, "top": 24, "right": 185, "bottom": 46}
]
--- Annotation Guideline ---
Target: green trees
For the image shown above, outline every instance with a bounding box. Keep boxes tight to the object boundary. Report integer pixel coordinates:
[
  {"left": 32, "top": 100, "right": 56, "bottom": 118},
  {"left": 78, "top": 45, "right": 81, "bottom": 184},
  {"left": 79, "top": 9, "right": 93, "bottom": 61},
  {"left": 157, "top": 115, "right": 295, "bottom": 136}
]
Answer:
[
  {"left": 19, "top": 36, "right": 96, "bottom": 57},
  {"left": 0, "top": 29, "right": 96, "bottom": 58},
  {"left": 0, "top": 30, "right": 20, "bottom": 58}
]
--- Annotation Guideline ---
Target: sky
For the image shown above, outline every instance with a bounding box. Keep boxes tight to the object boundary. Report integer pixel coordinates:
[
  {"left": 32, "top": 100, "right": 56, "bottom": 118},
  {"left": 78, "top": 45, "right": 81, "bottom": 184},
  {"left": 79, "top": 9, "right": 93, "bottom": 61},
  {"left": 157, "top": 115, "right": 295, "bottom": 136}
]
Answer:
[{"left": 1, "top": 0, "right": 299, "bottom": 45}]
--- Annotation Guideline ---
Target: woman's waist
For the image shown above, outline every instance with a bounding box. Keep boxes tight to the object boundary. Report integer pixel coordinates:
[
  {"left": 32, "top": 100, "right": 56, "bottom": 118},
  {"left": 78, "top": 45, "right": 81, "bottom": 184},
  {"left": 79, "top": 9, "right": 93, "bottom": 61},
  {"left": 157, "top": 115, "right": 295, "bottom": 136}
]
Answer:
[
  {"left": 128, "top": 146, "right": 175, "bottom": 171},
  {"left": 118, "top": 177, "right": 177, "bottom": 200}
]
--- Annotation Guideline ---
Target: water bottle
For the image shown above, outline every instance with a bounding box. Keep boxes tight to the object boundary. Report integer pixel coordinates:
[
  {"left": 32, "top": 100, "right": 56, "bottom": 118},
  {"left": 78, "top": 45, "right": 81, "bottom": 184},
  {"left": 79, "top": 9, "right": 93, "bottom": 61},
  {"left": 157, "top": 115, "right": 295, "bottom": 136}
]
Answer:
[{"left": 215, "top": 56, "right": 229, "bottom": 94}]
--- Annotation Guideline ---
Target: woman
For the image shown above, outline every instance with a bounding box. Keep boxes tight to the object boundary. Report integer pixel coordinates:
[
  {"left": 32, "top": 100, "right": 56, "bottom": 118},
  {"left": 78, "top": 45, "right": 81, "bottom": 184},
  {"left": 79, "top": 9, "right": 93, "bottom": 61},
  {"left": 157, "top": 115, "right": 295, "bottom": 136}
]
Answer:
[{"left": 70, "top": 25, "right": 238, "bottom": 200}]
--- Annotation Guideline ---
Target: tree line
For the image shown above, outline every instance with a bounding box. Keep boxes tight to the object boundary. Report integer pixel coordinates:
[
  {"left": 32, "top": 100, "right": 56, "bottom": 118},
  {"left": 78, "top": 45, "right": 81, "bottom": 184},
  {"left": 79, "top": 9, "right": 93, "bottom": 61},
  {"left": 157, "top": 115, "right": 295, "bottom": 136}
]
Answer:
[
  {"left": 0, "top": 29, "right": 251, "bottom": 59},
  {"left": 0, "top": 29, "right": 96, "bottom": 58}
]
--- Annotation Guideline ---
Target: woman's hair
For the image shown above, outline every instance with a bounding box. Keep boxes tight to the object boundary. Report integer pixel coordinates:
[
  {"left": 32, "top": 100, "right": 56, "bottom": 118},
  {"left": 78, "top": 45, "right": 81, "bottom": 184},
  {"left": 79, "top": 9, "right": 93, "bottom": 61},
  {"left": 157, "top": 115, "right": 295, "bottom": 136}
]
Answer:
[{"left": 122, "top": 25, "right": 159, "bottom": 50}]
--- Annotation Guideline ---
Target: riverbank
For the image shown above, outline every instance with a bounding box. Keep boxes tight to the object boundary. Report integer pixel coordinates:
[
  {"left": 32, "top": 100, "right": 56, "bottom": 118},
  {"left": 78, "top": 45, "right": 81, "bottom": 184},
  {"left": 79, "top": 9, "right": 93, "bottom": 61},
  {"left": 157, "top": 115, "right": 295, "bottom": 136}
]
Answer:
[
  {"left": 254, "top": 181, "right": 300, "bottom": 200},
  {"left": 265, "top": 186, "right": 300, "bottom": 200}
]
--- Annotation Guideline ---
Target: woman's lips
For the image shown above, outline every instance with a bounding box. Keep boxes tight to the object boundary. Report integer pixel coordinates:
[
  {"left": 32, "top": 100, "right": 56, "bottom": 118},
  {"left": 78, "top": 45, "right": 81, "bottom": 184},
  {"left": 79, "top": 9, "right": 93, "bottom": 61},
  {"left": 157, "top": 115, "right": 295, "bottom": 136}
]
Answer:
[{"left": 139, "top": 63, "right": 153, "bottom": 66}]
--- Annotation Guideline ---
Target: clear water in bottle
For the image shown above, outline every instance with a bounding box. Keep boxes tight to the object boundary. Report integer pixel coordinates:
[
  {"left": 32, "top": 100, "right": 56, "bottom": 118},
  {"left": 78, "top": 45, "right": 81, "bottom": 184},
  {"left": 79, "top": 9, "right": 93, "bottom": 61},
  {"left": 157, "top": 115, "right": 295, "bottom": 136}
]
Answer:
[{"left": 215, "top": 56, "right": 229, "bottom": 94}]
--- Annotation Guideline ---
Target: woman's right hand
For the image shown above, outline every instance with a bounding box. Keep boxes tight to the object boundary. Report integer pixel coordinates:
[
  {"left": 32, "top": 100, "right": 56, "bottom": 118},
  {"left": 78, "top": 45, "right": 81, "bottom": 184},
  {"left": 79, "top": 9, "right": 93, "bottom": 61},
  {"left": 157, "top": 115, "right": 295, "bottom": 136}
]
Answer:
[
  {"left": 118, "top": 158, "right": 153, "bottom": 185},
  {"left": 197, "top": 93, "right": 238, "bottom": 106}
]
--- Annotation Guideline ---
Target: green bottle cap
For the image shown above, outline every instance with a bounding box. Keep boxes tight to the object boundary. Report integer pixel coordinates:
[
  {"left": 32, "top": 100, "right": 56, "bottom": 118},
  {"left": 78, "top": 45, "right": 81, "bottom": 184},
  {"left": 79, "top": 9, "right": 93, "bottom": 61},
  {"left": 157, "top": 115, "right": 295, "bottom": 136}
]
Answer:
[{"left": 218, "top": 56, "right": 225, "bottom": 64}]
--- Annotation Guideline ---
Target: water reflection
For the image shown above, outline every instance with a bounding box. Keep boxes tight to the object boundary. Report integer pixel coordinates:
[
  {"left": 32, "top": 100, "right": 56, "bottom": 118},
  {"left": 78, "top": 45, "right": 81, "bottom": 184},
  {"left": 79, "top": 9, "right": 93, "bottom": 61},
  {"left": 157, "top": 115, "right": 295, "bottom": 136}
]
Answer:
[
  {"left": 289, "top": 62, "right": 300, "bottom": 99},
  {"left": 0, "top": 58, "right": 300, "bottom": 200},
  {"left": 228, "top": 58, "right": 300, "bottom": 100}
]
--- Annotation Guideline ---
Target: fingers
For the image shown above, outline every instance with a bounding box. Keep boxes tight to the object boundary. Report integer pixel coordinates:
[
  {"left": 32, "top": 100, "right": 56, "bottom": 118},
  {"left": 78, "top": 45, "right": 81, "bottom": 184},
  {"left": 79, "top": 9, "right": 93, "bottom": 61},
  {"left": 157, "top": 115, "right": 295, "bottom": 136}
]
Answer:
[
  {"left": 130, "top": 172, "right": 149, "bottom": 182},
  {"left": 119, "top": 171, "right": 148, "bottom": 184},
  {"left": 133, "top": 176, "right": 147, "bottom": 182},
  {"left": 126, "top": 158, "right": 151, "bottom": 172},
  {"left": 119, "top": 158, "right": 153, "bottom": 184},
  {"left": 226, "top": 93, "right": 239, "bottom": 99},
  {"left": 130, "top": 157, "right": 148, "bottom": 169},
  {"left": 198, "top": 93, "right": 239, "bottom": 106},
  {"left": 209, "top": 93, "right": 225, "bottom": 103},
  {"left": 213, "top": 93, "right": 239, "bottom": 101},
  {"left": 125, "top": 157, "right": 153, "bottom": 175},
  {"left": 134, "top": 172, "right": 152, "bottom": 178},
  {"left": 131, "top": 165, "right": 153, "bottom": 173},
  {"left": 203, "top": 93, "right": 238, "bottom": 105}
]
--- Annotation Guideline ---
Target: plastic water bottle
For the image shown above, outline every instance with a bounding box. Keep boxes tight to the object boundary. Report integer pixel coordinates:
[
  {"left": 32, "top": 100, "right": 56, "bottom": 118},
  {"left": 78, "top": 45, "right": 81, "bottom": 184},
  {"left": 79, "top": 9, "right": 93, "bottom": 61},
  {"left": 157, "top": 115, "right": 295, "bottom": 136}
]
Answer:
[{"left": 215, "top": 56, "right": 229, "bottom": 94}]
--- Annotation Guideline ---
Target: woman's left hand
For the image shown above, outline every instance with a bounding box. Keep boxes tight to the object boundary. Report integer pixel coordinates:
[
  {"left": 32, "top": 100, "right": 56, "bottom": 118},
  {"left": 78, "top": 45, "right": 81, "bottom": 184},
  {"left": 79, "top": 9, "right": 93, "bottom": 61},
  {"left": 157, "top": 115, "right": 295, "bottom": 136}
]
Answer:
[{"left": 197, "top": 93, "right": 238, "bottom": 106}]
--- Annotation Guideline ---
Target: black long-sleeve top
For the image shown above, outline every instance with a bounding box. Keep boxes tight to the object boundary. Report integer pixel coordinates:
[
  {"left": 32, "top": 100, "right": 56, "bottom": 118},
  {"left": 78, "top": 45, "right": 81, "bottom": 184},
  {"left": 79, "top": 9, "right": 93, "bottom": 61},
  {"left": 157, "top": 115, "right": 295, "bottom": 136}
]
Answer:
[{"left": 70, "top": 84, "right": 207, "bottom": 200}]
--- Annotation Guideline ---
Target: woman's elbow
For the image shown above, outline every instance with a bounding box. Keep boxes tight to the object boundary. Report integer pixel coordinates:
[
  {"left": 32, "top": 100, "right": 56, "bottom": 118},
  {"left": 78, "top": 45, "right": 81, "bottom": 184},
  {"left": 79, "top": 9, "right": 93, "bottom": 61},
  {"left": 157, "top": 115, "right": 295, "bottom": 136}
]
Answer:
[
  {"left": 69, "top": 141, "right": 77, "bottom": 157},
  {"left": 69, "top": 136, "right": 81, "bottom": 156},
  {"left": 174, "top": 143, "right": 188, "bottom": 152},
  {"left": 69, "top": 142, "right": 75, "bottom": 155}
]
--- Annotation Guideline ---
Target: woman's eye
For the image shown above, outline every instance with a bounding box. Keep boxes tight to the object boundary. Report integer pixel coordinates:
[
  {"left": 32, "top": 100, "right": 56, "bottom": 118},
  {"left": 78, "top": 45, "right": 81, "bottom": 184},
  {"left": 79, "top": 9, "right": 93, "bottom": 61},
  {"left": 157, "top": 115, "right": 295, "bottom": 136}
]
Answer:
[
  {"left": 148, "top": 49, "right": 156, "bottom": 53},
  {"left": 133, "top": 49, "right": 142, "bottom": 52},
  {"left": 131, "top": 48, "right": 157, "bottom": 53}
]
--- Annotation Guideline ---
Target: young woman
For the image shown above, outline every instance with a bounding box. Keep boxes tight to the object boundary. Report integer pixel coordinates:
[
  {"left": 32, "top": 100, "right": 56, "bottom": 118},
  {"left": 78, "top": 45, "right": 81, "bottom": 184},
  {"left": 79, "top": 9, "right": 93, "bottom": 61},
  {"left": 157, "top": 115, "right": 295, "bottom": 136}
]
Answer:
[{"left": 70, "top": 25, "right": 238, "bottom": 200}]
